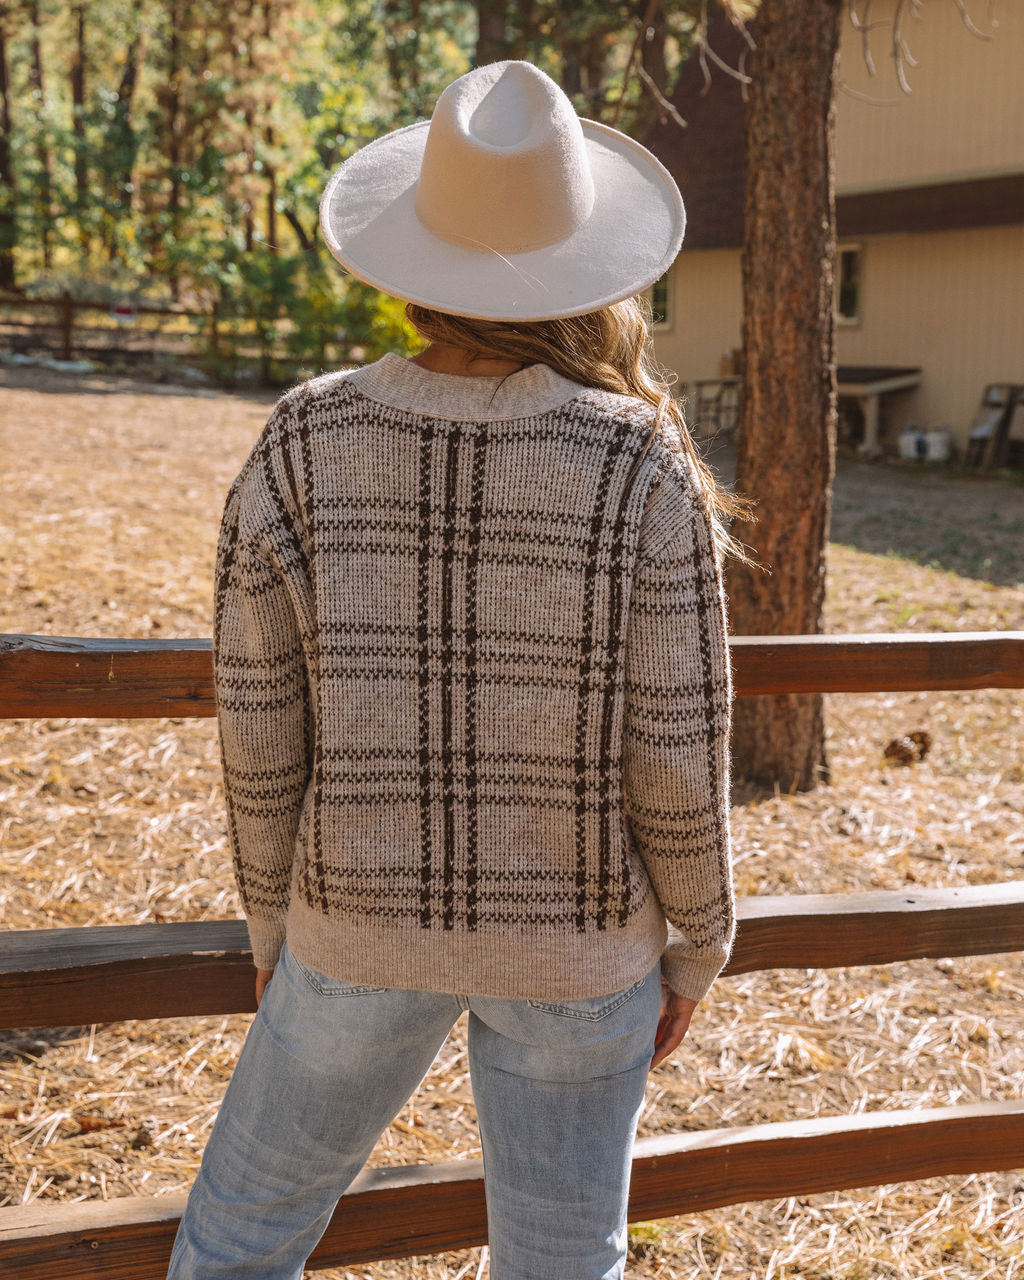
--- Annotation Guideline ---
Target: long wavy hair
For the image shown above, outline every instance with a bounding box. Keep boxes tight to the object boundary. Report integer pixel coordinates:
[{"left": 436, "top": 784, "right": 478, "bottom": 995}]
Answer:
[{"left": 405, "top": 295, "right": 753, "bottom": 563}]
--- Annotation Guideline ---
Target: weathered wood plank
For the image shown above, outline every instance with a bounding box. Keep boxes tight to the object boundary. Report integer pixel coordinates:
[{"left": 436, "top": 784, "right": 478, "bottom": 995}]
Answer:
[
  {"left": 2, "top": 884, "right": 1021, "bottom": 1030},
  {"left": 629, "top": 1095, "right": 1024, "bottom": 1215},
  {"left": 2, "top": 631, "right": 1022, "bottom": 718},
  {"left": 721, "top": 881, "right": 1024, "bottom": 975},
  {"left": 0, "top": 921, "right": 256, "bottom": 1028},
  {"left": 0, "top": 635, "right": 212, "bottom": 719},
  {"left": 2, "top": 1100, "right": 1022, "bottom": 1278},
  {"left": 729, "top": 631, "right": 1024, "bottom": 695}
]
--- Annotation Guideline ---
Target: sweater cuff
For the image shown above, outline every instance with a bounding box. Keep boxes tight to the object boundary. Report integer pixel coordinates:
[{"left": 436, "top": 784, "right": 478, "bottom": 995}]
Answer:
[
  {"left": 660, "top": 940, "right": 729, "bottom": 1005},
  {"left": 245, "top": 915, "right": 288, "bottom": 971}
]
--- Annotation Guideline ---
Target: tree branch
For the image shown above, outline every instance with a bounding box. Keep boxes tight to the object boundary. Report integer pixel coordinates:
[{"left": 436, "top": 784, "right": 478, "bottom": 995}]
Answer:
[
  {"left": 282, "top": 208, "right": 316, "bottom": 254},
  {"left": 697, "top": 0, "right": 753, "bottom": 99},
  {"left": 637, "top": 63, "right": 688, "bottom": 129},
  {"left": 611, "top": 0, "right": 660, "bottom": 130},
  {"left": 849, "top": 0, "right": 996, "bottom": 94},
  {"left": 951, "top": 0, "right": 995, "bottom": 40}
]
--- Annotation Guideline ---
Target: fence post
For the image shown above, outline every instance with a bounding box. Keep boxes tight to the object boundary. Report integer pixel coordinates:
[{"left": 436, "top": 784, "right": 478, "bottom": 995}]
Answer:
[{"left": 58, "top": 291, "right": 73, "bottom": 361}]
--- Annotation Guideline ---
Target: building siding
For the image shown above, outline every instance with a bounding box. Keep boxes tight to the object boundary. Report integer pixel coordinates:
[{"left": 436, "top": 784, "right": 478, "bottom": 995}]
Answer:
[
  {"left": 838, "top": 225, "right": 1024, "bottom": 439},
  {"left": 835, "top": 0, "right": 1022, "bottom": 191},
  {"left": 656, "top": 250, "right": 742, "bottom": 393},
  {"left": 655, "top": 225, "right": 1024, "bottom": 451}
]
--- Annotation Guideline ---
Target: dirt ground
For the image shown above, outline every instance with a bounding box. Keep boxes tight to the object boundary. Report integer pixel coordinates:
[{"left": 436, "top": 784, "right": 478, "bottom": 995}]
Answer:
[{"left": 1, "top": 363, "right": 1022, "bottom": 1279}]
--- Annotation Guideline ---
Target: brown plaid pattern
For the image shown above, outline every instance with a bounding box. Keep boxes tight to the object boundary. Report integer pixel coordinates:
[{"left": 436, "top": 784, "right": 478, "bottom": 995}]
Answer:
[{"left": 214, "top": 357, "right": 734, "bottom": 1001}]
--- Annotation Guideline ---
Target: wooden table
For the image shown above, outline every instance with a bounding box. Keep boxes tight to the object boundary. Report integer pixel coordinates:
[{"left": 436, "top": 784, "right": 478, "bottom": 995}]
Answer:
[
  {"left": 837, "top": 365, "right": 922, "bottom": 457},
  {"left": 687, "top": 367, "right": 921, "bottom": 454}
]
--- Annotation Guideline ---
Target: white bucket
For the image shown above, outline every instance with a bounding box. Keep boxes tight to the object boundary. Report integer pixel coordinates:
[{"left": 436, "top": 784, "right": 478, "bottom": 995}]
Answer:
[
  {"left": 899, "top": 429, "right": 926, "bottom": 460},
  {"left": 924, "top": 430, "right": 951, "bottom": 461}
]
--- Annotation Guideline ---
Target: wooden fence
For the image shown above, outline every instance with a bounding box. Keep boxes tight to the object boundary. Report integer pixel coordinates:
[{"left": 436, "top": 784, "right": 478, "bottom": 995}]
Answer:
[
  {"left": 1, "top": 630, "right": 1023, "bottom": 1279},
  {"left": 0, "top": 292, "right": 202, "bottom": 364},
  {"left": 0, "top": 292, "right": 350, "bottom": 375}
]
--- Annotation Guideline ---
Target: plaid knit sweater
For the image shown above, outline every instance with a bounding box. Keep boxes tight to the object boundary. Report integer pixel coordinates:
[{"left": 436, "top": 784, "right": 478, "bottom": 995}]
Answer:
[{"left": 214, "top": 353, "right": 734, "bottom": 1003}]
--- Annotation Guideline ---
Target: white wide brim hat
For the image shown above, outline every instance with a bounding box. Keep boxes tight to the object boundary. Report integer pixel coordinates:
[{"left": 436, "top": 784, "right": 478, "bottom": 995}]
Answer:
[{"left": 319, "top": 60, "right": 685, "bottom": 322}]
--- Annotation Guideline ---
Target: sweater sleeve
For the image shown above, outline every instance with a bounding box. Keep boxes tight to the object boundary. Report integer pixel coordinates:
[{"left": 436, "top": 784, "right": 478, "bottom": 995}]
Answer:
[
  {"left": 213, "top": 470, "right": 313, "bottom": 971},
  {"left": 622, "top": 462, "right": 735, "bottom": 1003}
]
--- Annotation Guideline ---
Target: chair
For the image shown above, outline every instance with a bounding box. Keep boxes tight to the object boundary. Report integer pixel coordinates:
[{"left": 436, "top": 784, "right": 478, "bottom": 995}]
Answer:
[{"left": 965, "top": 384, "right": 1022, "bottom": 468}]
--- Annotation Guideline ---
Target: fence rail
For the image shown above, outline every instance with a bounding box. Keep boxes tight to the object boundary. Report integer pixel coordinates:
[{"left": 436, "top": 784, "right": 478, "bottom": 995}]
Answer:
[
  {"left": 0, "top": 291, "right": 198, "bottom": 363},
  {"left": 2, "top": 883, "right": 1022, "bottom": 1030},
  {"left": 0, "top": 291, "right": 350, "bottom": 373},
  {"left": 2, "top": 630, "right": 1022, "bottom": 719},
  {"left": 3, "top": 1100, "right": 1022, "bottom": 1280},
  {"left": 2, "top": 628, "right": 1022, "bottom": 1277}
]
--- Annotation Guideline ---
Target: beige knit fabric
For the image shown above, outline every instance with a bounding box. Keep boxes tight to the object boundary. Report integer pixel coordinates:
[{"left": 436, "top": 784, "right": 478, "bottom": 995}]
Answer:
[{"left": 214, "top": 353, "right": 734, "bottom": 1003}]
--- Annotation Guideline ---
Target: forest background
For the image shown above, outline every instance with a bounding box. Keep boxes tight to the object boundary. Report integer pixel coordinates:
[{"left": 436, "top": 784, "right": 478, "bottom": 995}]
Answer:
[{"left": 0, "top": 0, "right": 725, "bottom": 379}]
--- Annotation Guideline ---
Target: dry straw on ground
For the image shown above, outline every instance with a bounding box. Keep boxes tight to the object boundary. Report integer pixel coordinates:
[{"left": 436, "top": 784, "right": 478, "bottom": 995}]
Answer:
[{"left": 1, "top": 364, "right": 1022, "bottom": 1279}]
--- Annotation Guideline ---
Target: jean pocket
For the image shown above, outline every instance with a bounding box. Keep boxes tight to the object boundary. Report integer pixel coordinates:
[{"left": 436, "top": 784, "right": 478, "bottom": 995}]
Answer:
[
  {"left": 527, "top": 973, "right": 648, "bottom": 1021},
  {"left": 286, "top": 947, "right": 387, "bottom": 998}
]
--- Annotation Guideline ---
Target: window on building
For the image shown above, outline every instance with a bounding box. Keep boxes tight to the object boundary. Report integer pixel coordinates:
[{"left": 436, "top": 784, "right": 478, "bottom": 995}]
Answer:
[
  {"left": 836, "top": 245, "right": 862, "bottom": 324},
  {"left": 650, "top": 272, "right": 671, "bottom": 327}
]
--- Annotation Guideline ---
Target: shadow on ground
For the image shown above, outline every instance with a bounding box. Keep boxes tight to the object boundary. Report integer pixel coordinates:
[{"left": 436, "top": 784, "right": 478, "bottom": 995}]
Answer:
[
  {"left": 701, "top": 435, "right": 1024, "bottom": 587},
  {"left": 0, "top": 1027, "right": 90, "bottom": 1064},
  {"left": 3, "top": 365, "right": 1021, "bottom": 586},
  {"left": 0, "top": 361, "right": 279, "bottom": 404}
]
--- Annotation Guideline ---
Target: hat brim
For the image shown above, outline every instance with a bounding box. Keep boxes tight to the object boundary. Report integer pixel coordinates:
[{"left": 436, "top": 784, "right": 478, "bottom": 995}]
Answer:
[{"left": 319, "top": 119, "right": 685, "bottom": 322}]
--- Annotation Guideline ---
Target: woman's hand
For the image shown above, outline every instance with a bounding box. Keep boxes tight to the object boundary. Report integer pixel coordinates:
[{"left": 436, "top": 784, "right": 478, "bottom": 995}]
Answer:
[
  {"left": 650, "top": 983, "right": 698, "bottom": 1068},
  {"left": 255, "top": 968, "right": 275, "bottom": 1007}
]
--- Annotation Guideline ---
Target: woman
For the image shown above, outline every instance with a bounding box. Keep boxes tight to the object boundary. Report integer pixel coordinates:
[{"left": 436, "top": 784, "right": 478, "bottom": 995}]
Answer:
[{"left": 168, "top": 60, "right": 742, "bottom": 1280}]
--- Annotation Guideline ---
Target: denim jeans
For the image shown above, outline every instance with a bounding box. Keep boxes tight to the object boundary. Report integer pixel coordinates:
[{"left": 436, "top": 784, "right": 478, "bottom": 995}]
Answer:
[{"left": 166, "top": 941, "right": 662, "bottom": 1280}]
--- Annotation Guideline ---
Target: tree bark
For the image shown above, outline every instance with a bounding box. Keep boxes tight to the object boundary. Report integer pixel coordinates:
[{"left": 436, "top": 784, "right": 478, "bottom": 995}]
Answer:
[
  {"left": 282, "top": 207, "right": 315, "bottom": 253},
  {"left": 164, "top": 2, "right": 183, "bottom": 296},
  {"left": 109, "top": 0, "right": 144, "bottom": 260},
  {"left": 27, "top": 0, "right": 52, "bottom": 271},
  {"left": 723, "top": 0, "right": 842, "bottom": 793},
  {"left": 0, "top": 2, "right": 14, "bottom": 290},
  {"left": 475, "top": 0, "right": 509, "bottom": 66},
  {"left": 506, "top": 0, "right": 533, "bottom": 60},
  {"left": 243, "top": 0, "right": 256, "bottom": 252},
  {"left": 70, "top": 1, "right": 89, "bottom": 257},
  {"left": 262, "top": 1, "right": 277, "bottom": 253},
  {"left": 263, "top": 132, "right": 277, "bottom": 252}
]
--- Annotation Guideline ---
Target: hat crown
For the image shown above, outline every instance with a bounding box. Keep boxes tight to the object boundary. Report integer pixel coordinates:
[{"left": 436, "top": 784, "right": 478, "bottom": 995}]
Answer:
[{"left": 414, "top": 61, "right": 596, "bottom": 255}]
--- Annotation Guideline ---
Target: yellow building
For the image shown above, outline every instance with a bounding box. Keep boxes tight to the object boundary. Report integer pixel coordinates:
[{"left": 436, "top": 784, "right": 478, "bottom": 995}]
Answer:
[{"left": 645, "top": 3, "right": 1024, "bottom": 455}]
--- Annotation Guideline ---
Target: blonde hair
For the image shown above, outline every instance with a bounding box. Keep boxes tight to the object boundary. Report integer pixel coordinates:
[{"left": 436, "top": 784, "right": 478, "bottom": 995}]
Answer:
[{"left": 405, "top": 296, "right": 752, "bottom": 562}]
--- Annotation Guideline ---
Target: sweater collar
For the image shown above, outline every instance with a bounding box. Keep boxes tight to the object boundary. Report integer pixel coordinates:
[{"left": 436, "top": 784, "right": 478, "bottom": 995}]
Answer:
[{"left": 346, "top": 351, "right": 586, "bottom": 421}]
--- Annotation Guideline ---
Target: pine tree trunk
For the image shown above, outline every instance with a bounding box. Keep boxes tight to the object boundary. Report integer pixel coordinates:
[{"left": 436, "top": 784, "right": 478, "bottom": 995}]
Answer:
[
  {"left": 723, "top": 0, "right": 842, "bottom": 792},
  {"left": 0, "top": 3, "right": 15, "bottom": 290},
  {"left": 28, "top": 0, "right": 53, "bottom": 272},
  {"left": 475, "top": 0, "right": 509, "bottom": 66},
  {"left": 264, "top": 133, "right": 277, "bottom": 253},
  {"left": 70, "top": 2, "right": 89, "bottom": 259},
  {"left": 261, "top": 3, "right": 277, "bottom": 253},
  {"left": 243, "top": 0, "right": 256, "bottom": 253},
  {"left": 164, "top": 3, "right": 183, "bottom": 298},
  {"left": 107, "top": 0, "right": 144, "bottom": 262}
]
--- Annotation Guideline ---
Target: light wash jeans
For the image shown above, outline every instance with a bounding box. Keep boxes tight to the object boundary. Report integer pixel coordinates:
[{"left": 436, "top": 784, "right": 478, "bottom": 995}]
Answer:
[{"left": 166, "top": 941, "right": 662, "bottom": 1280}]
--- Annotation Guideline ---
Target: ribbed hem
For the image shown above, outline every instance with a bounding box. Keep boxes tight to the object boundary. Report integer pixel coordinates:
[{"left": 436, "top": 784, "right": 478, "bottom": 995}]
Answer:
[
  {"left": 282, "top": 896, "right": 668, "bottom": 1001},
  {"left": 245, "top": 914, "right": 288, "bottom": 971},
  {"left": 346, "top": 352, "right": 587, "bottom": 421},
  {"left": 660, "top": 941, "right": 730, "bottom": 1005}
]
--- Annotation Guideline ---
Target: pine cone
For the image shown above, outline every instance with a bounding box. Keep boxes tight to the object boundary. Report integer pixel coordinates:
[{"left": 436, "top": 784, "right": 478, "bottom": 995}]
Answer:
[
  {"left": 908, "top": 730, "right": 932, "bottom": 759},
  {"left": 884, "top": 736, "right": 917, "bottom": 765},
  {"left": 883, "top": 730, "right": 932, "bottom": 765}
]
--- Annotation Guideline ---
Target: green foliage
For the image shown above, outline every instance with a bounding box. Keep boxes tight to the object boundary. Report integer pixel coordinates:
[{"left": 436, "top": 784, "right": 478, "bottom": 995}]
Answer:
[
  {"left": 0, "top": 0, "right": 703, "bottom": 379},
  {"left": 194, "top": 246, "right": 416, "bottom": 386}
]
